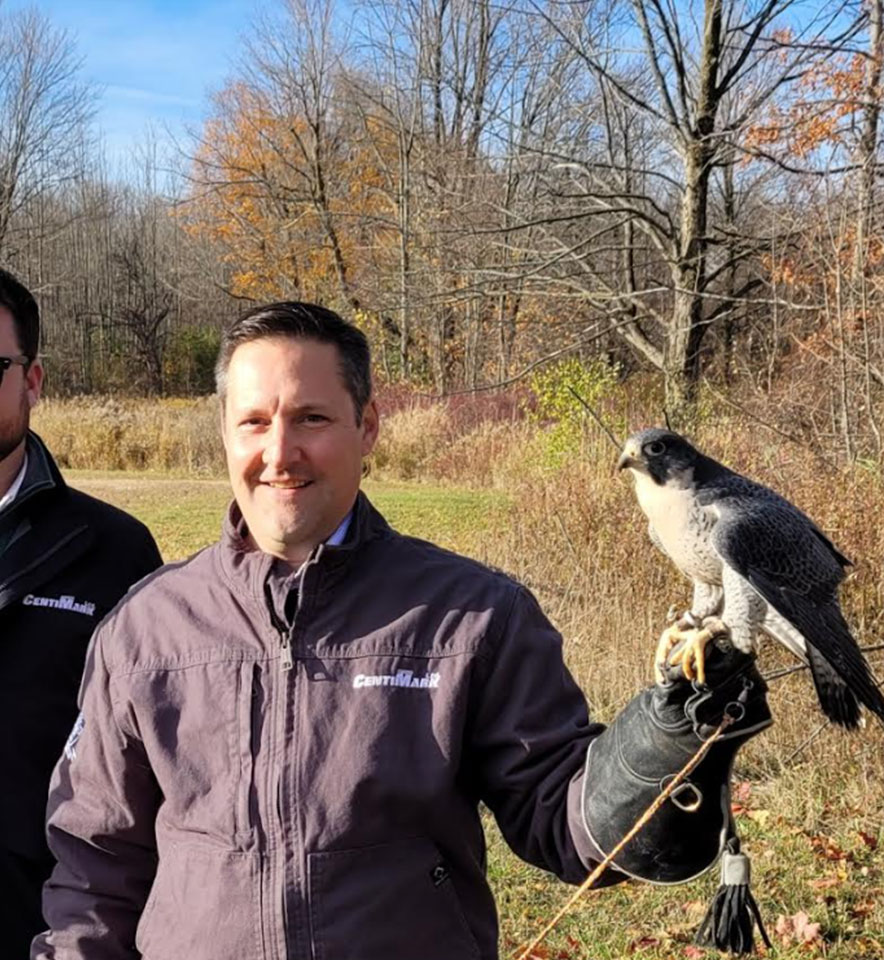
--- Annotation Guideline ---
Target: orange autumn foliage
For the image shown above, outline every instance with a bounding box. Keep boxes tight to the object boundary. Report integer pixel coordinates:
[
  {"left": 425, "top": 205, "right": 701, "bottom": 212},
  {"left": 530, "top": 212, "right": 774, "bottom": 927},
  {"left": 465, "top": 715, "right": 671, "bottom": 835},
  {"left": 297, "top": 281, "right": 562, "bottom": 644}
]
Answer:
[
  {"left": 743, "top": 52, "right": 870, "bottom": 159},
  {"left": 182, "top": 82, "right": 396, "bottom": 304}
]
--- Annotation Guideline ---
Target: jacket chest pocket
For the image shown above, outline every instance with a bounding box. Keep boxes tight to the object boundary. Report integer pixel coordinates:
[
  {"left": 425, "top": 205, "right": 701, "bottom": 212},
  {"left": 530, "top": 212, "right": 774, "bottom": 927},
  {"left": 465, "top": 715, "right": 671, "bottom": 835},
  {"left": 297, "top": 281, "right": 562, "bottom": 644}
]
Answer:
[
  {"left": 307, "top": 837, "right": 480, "bottom": 960},
  {"left": 133, "top": 659, "right": 261, "bottom": 848}
]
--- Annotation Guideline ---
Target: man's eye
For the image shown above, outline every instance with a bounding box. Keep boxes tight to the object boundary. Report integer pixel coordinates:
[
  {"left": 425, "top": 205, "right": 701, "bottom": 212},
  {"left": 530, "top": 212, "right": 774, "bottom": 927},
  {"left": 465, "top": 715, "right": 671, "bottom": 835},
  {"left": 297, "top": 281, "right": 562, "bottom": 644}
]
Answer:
[{"left": 303, "top": 414, "right": 328, "bottom": 424}]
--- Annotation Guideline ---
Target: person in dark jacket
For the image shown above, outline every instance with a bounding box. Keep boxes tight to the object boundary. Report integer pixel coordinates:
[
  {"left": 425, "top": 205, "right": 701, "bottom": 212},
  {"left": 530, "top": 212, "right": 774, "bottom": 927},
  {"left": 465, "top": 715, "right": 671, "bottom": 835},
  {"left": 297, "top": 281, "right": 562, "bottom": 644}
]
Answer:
[
  {"left": 34, "top": 302, "right": 768, "bottom": 960},
  {"left": 0, "top": 268, "right": 162, "bottom": 959}
]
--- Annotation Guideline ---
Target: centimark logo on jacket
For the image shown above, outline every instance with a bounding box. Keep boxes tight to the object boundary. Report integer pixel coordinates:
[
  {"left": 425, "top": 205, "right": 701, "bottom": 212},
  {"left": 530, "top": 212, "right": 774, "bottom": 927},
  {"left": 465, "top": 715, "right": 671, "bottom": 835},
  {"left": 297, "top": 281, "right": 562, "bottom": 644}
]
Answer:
[
  {"left": 352, "top": 668, "right": 441, "bottom": 689},
  {"left": 22, "top": 593, "right": 96, "bottom": 616}
]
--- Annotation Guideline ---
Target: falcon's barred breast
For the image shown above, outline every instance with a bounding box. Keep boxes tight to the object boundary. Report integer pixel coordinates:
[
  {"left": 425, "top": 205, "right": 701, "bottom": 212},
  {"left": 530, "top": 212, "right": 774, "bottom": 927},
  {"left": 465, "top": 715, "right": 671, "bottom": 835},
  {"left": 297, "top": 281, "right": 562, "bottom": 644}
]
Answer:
[{"left": 618, "top": 427, "right": 884, "bottom": 728}]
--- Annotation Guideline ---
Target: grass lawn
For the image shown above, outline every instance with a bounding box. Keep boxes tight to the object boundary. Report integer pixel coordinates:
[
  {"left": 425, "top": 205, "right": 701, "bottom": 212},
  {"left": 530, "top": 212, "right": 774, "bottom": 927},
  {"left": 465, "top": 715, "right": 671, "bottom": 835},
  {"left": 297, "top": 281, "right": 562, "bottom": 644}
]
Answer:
[{"left": 63, "top": 470, "right": 884, "bottom": 960}]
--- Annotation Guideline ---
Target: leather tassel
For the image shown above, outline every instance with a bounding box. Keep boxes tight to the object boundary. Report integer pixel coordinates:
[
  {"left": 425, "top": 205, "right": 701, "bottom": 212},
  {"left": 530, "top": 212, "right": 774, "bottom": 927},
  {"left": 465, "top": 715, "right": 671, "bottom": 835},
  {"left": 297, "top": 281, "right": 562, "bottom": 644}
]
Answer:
[{"left": 695, "top": 837, "right": 771, "bottom": 955}]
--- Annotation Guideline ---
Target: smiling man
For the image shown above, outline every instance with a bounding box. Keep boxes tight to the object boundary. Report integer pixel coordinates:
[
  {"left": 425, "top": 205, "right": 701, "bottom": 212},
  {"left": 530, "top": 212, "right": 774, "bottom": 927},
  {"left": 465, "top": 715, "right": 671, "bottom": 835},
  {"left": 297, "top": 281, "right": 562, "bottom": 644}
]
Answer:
[
  {"left": 220, "top": 330, "right": 377, "bottom": 568},
  {"left": 0, "top": 268, "right": 161, "bottom": 959},
  {"left": 35, "top": 302, "right": 772, "bottom": 960}
]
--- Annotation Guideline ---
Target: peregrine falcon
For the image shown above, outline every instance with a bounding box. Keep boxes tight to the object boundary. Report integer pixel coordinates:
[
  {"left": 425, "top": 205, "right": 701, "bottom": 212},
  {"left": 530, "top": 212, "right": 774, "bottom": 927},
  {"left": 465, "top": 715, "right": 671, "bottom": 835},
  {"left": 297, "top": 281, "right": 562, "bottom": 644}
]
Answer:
[{"left": 618, "top": 427, "right": 884, "bottom": 728}]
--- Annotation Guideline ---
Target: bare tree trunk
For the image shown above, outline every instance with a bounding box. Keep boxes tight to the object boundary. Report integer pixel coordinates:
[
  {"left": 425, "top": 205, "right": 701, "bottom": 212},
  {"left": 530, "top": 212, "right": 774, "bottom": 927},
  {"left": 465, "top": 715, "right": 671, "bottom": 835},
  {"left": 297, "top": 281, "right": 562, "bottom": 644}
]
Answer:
[
  {"left": 663, "top": 0, "right": 722, "bottom": 423},
  {"left": 855, "top": 0, "right": 883, "bottom": 283}
]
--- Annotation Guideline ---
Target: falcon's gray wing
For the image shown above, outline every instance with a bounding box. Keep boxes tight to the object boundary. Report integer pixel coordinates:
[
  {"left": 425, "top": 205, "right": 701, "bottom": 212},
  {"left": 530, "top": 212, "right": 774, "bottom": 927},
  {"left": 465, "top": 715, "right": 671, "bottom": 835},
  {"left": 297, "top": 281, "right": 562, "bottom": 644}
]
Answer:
[{"left": 711, "top": 501, "right": 884, "bottom": 724}]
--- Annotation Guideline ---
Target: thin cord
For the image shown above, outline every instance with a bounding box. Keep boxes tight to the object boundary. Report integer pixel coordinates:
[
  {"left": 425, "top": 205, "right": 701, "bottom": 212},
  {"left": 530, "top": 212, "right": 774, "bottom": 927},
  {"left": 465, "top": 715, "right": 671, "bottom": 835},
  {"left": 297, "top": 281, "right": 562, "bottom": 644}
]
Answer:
[{"left": 513, "top": 714, "right": 736, "bottom": 960}]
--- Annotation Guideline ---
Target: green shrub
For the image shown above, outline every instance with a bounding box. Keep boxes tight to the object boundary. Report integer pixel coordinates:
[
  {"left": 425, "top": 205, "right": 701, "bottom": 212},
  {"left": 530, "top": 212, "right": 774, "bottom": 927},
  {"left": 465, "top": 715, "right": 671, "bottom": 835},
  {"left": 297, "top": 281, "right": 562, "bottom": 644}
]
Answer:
[{"left": 527, "top": 356, "right": 621, "bottom": 468}]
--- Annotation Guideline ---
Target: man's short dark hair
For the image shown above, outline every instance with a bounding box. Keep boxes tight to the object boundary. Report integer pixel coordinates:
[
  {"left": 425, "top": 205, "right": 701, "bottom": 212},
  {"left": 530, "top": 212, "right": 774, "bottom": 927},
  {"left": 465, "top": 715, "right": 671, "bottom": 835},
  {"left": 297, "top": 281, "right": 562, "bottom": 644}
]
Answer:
[
  {"left": 215, "top": 301, "right": 372, "bottom": 422},
  {"left": 0, "top": 267, "right": 39, "bottom": 360}
]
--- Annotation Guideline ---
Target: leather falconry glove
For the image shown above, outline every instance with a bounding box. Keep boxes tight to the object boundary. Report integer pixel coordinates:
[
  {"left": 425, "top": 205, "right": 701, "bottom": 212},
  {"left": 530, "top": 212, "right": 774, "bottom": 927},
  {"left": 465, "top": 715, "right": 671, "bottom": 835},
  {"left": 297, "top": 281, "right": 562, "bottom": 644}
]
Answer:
[{"left": 581, "top": 640, "right": 773, "bottom": 955}]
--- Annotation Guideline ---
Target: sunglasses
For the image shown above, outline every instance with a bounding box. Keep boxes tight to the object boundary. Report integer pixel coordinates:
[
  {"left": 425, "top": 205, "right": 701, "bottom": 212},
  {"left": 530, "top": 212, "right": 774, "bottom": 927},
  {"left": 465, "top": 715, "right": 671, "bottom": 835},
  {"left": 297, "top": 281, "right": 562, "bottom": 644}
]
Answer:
[{"left": 0, "top": 355, "right": 30, "bottom": 386}]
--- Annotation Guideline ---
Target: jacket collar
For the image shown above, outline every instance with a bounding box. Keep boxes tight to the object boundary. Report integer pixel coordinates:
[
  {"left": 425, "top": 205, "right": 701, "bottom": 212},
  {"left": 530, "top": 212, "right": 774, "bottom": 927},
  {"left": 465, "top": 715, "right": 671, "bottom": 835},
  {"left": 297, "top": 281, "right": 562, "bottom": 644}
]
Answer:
[
  {"left": 0, "top": 431, "right": 65, "bottom": 526},
  {"left": 0, "top": 433, "right": 93, "bottom": 606},
  {"left": 217, "top": 489, "right": 392, "bottom": 607}
]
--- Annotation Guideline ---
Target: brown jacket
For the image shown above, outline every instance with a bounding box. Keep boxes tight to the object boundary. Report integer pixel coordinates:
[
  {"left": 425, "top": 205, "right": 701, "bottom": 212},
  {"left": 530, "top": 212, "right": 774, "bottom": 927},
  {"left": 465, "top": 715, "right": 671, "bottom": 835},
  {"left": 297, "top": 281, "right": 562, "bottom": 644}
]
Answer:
[{"left": 34, "top": 493, "right": 604, "bottom": 960}]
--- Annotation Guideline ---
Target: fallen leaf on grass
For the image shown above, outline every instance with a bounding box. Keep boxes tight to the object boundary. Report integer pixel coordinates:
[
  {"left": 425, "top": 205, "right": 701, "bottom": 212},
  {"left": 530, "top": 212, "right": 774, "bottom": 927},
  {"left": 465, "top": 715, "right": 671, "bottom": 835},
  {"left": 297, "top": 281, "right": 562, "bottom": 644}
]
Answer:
[
  {"left": 733, "top": 781, "right": 753, "bottom": 804},
  {"left": 809, "top": 834, "right": 850, "bottom": 862},
  {"left": 555, "top": 936, "right": 583, "bottom": 958},
  {"left": 850, "top": 900, "right": 876, "bottom": 920},
  {"left": 774, "top": 911, "right": 823, "bottom": 947},
  {"left": 746, "top": 809, "right": 771, "bottom": 827},
  {"left": 851, "top": 935, "right": 884, "bottom": 955},
  {"left": 627, "top": 936, "right": 661, "bottom": 953},
  {"left": 732, "top": 781, "right": 754, "bottom": 815},
  {"left": 510, "top": 938, "right": 583, "bottom": 960},
  {"left": 682, "top": 947, "right": 705, "bottom": 959},
  {"left": 809, "top": 874, "right": 841, "bottom": 891},
  {"left": 858, "top": 831, "right": 878, "bottom": 851}
]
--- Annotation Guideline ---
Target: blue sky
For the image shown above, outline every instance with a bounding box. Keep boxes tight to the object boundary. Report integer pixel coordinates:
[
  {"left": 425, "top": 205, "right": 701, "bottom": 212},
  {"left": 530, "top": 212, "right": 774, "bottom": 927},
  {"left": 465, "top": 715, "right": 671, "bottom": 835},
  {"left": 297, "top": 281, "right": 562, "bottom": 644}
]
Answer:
[{"left": 3, "top": 0, "right": 257, "bottom": 172}]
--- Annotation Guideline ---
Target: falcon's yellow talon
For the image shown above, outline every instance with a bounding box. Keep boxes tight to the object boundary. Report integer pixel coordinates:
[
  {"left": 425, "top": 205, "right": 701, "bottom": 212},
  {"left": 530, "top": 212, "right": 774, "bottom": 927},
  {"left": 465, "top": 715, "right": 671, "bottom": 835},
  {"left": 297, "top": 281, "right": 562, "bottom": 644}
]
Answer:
[
  {"left": 654, "top": 622, "right": 692, "bottom": 683},
  {"left": 681, "top": 648, "right": 696, "bottom": 682},
  {"left": 654, "top": 615, "right": 727, "bottom": 684},
  {"left": 672, "top": 620, "right": 728, "bottom": 686}
]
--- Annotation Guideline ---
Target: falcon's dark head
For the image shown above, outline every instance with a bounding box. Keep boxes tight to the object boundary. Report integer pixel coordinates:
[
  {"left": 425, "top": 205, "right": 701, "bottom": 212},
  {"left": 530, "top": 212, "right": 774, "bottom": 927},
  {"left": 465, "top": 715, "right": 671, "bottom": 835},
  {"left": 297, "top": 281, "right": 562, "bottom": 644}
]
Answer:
[{"left": 617, "top": 428, "right": 700, "bottom": 486}]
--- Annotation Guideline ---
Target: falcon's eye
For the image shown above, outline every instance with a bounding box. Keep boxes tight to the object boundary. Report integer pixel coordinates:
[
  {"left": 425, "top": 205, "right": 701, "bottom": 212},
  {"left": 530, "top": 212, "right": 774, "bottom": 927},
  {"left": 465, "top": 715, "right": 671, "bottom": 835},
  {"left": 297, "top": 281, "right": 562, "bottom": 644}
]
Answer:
[{"left": 645, "top": 440, "right": 666, "bottom": 456}]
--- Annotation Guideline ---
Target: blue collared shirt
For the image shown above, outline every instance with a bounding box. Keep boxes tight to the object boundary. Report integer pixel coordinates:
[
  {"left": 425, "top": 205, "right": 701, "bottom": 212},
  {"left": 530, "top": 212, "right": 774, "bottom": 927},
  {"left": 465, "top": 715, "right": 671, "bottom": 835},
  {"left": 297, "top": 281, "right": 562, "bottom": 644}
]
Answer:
[{"left": 325, "top": 510, "right": 352, "bottom": 547}]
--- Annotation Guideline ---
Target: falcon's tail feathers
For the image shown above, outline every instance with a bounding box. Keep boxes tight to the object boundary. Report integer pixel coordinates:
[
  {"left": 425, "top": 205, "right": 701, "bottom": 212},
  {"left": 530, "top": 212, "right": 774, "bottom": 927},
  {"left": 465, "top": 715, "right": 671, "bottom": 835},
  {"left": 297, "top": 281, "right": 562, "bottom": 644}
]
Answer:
[
  {"left": 807, "top": 648, "right": 862, "bottom": 729},
  {"left": 756, "top": 579, "right": 884, "bottom": 728}
]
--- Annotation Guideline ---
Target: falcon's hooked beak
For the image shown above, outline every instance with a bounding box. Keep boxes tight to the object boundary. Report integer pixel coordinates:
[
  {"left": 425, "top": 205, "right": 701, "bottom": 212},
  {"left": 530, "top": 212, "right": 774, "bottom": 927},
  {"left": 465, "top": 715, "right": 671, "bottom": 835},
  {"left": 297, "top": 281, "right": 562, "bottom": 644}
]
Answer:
[{"left": 617, "top": 440, "right": 641, "bottom": 472}]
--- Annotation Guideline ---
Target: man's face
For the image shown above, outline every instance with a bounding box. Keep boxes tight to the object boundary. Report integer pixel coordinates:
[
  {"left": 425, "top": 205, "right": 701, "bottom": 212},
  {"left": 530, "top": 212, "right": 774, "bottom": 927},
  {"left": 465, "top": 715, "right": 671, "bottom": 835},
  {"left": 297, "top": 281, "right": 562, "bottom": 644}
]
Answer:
[
  {"left": 0, "top": 306, "right": 41, "bottom": 464},
  {"left": 221, "top": 336, "right": 378, "bottom": 566}
]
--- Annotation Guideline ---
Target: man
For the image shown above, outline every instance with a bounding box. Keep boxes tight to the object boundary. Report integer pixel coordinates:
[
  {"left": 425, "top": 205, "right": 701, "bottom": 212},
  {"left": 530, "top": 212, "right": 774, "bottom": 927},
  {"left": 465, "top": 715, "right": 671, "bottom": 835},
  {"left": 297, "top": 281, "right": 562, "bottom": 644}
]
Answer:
[
  {"left": 34, "top": 302, "right": 769, "bottom": 959},
  {"left": 0, "top": 268, "right": 162, "bottom": 958}
]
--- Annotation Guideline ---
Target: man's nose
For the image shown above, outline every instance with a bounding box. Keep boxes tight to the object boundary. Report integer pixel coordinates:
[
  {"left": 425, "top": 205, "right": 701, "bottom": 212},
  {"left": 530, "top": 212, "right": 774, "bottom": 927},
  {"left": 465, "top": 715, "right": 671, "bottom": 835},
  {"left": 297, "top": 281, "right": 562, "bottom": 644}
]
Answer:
[{"left": 262, "top": 420, "right": 303, "bottom": 468}]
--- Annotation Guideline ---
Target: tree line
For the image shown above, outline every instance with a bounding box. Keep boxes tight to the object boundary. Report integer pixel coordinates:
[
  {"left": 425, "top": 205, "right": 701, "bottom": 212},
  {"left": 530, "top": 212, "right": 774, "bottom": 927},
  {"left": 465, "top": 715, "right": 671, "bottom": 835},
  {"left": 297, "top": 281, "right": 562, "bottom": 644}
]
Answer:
[{"left": 3, "top": 0, "right": 884, "bottom": 458}]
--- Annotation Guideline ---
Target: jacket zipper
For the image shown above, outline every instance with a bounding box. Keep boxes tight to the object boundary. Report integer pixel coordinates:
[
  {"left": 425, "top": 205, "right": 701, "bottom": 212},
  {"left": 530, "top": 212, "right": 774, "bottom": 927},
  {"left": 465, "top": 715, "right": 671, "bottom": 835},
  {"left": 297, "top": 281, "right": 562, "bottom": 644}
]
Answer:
[
  {"left": 265, "top": 549, "right": 322, "bottom": 960},
  {"left": 267, "top": 603, "right": 294, "bottom": 672},
  {"left": 267, "top": 560, "right": 309, "bottom": 960},
  {"left": 0, "top": 474, "right": 53, "bottom": 518},
  {"left": 262, "top": 579, "right": 292, "bottom": 960},
  {"left": 280, "top": 629, "right": 294, "bottom": 671}
]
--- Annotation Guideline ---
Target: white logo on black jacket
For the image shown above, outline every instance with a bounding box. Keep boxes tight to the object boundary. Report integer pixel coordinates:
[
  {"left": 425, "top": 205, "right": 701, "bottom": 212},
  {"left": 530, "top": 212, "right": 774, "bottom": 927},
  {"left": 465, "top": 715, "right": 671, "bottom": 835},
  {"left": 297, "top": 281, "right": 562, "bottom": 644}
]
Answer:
[{"left": 22, "top": 593, "right": 96, "bottom": 616}]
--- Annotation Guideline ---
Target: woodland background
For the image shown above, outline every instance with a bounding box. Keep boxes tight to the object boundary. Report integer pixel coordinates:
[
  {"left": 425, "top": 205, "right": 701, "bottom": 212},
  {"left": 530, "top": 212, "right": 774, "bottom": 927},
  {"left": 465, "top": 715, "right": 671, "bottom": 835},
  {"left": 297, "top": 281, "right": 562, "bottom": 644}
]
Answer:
[{"left": 4, "top": 0, "right": 884, "bottom": 451}]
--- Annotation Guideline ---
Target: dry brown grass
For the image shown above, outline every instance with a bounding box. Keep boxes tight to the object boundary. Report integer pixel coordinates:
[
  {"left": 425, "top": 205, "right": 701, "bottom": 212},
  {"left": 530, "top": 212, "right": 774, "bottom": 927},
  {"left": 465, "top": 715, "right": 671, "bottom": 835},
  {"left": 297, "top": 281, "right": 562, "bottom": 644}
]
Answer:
[
  {"left": 32, "top": 396, "right": 225, "bottom": 475},
  {"left": 371, "top": 402, "right": 457, "bottom": 479}
]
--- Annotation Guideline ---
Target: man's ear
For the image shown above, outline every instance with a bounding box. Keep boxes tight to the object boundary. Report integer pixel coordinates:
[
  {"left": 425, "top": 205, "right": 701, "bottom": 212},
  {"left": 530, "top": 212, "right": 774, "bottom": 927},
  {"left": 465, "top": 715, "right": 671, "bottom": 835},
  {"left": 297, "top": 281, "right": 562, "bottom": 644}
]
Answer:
[
  {"left": 360, "top": 398, "right": 379, "bottom": 456},
  {"left": 25, "top": 358, "right": 43, "bottom": 408}
]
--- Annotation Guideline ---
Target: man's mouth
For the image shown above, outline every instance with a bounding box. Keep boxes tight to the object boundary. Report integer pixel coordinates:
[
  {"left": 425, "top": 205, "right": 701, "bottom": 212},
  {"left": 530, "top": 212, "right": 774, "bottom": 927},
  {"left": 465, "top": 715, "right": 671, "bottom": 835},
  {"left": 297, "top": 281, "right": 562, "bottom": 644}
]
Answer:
[{"left": 264, "top": 479, "right": 312, "bottom": 489}]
